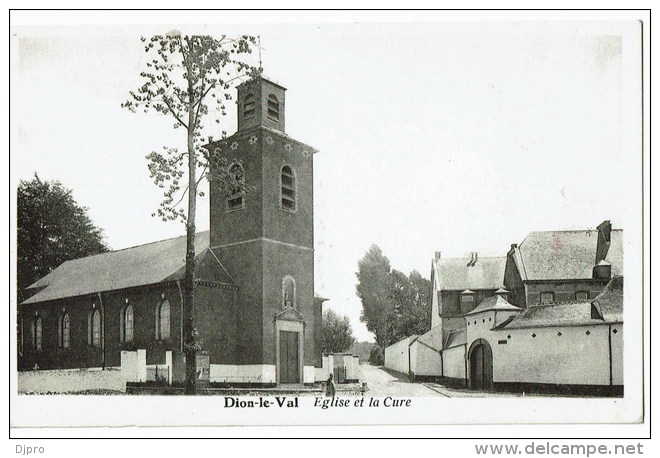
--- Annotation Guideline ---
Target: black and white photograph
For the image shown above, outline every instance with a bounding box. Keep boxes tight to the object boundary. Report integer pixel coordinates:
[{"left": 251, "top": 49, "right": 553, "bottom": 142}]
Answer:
[{"left": 8, "top": 9, "right": 649, "bottom": 440}]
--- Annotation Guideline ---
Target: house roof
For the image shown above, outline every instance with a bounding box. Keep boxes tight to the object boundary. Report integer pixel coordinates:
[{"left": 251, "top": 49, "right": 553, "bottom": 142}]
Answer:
[
  {"left": 21, "top": 231, "right": 235, "bottom": 305},
  {"left": 500, "top": 277, "right": 623, "bottom": 329},
  {"left": 591, "top": 276, "right": 624, "bottom": 323},
  {"left": 515, "top": 229, "right": 623, "bottom": 281},
  {"left": 444, "top": 329, "right": 467, "bottom": 349},
  {"left": 465, "top": 295, "right": 522, "bottom": 316},
  {"left": 434, "top": 256, "right": 506, "bottom": 291}
]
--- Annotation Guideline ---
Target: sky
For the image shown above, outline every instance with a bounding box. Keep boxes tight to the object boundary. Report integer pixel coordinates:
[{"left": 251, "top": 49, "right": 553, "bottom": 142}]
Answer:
[{"left": 11, "top": 17, "right": 641, "bottom": 342}]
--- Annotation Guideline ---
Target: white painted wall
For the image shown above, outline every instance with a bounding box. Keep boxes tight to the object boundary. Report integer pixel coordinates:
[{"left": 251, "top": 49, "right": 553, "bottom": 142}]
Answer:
[
  {"left": 17, "top": 367, "right": 125, "bottom": 393},
  {"left": 489, "top": 325, "right": 612, "bottom": 385},
  {"left": 209, "top": 364, "right": 277, "bottom": 384},
  {"left": 414, "top": 342, "right": 442, "bottom": 377},
  {"left": 384, "top": 336, "right": 414, "bottom": 374},
  {"left": 409, "top": 340, "right": 418, "bottom": 374},
  {"left": 443, "top": 345, "right": 466, "bottom": 380},
  {"left": 611, "top": 325, "right": 623, "bottom": 386},
  {"left": 414, "top": 325, "right": 444, "bottom": 377},
  {"left": 303, "top": 366, "right": 315, "bottom": 384}
]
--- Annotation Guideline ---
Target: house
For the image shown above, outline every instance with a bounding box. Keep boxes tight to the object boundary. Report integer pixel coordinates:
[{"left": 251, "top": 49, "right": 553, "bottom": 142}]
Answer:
[
  {"left": 430, "top": 252, "right": 507, "bottom": 336},
  {"left": 385, "top": 220, "right": 624, "bottom": 395},
  {"left": 18, "top": 76, "right": 322, "bottom": 386},
  {"left": 504, "top": 220, "right": 623, "bottom": 307},
  {"left": 463, "top": 276, "right": 623, "bottom": 395}
]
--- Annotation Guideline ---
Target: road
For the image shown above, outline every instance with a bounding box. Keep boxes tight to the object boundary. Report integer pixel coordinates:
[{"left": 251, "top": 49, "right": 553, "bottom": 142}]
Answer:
[
  {"left": 358, "top": 364, "right": 524, "bottom": 398},
  {"left": 358, "top": 364, "right": 447, "bottom": 397}
]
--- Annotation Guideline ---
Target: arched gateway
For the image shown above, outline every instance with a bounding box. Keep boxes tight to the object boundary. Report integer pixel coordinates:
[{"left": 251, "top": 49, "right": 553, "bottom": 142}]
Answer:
[{"left": 468, "top": 339, "right": 493, "bottom": 390}]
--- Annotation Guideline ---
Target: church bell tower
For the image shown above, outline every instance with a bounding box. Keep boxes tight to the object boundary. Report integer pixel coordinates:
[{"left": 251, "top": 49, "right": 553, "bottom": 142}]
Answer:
[{"left": 207, "top": 76, "right": 318, "bottom": 385}]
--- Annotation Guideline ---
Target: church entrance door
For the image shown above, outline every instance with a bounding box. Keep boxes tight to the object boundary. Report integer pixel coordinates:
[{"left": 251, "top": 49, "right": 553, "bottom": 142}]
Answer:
[{"left": 279, "top": 330, "right": 300, "bottom": 384}]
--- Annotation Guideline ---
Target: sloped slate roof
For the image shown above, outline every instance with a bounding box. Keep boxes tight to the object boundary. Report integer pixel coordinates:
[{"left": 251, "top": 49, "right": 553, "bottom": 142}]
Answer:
[
  {"left": 501, "top": 301, "right": 601, "bottom": 329},
  {"left": 465, "top": 295, "right": 522, "bottom": 316},
  {"left": 21, "top": 231, "right": 234, "bottom": 304},
  {"left": 435, "top": 256, "right": 506, "bottom": 291},
  {"left": 416, "top": 324, "right": 444, "bottom": 352},
  {"left": 591, "top": 276, "right": 624, "bottom": 323},
  {"left": 516, "top": 229, "right": 623, "bottom": 281},
  {"left": 500, "top": 277, "right": 622, "bottom": 329},
  {"left": 444, "top": 329, "right": 467, "bottom": 349}
]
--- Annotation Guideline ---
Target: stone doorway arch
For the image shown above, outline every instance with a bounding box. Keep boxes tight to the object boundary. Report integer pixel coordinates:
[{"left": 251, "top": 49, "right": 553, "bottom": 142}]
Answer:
[{"left": 468, "top": 338, "right": 493, "bottom": 390}]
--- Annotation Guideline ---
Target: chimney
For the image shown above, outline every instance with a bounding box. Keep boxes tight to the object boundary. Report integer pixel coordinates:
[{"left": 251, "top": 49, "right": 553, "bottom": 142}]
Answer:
[
  {"left": 472, "top": 252, "right": 478, "bottom": 266},
  {"left": 434, "top": 251, "right": 441, "bottom": 261},
  {"left": 596, "top": 220, "right": 612, "bottom": 264}
]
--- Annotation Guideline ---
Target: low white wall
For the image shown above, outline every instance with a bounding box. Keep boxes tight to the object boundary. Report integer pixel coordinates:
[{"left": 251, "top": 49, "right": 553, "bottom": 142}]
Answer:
[
  {"left": 414, "top": 326, "right": 443, "bottom": 377},
  {"left": 443, "top": 345, "right": 466, "bottom": 380},
  {"left": 409, "top": 341, "right": 418, "bottom": 374},
  {"left": 345, "top": 355, "right": 359, "bottom": 380},
  {"left": 17, "top": 367, "right": 125, "bottom": 394},
  {"left": 414, "top": 342, "right": 442, "bottom": 377},
  {"left": 209, "top": 364, "right": 276, "bottom": 384},
  {"left": 611, "top": 325, "right": 623, "bottom": 386},
  {"left": 384, "top": 337, "right": 413, "bottom": 374},
  {"left": 494, "top": 325, "right": 612, "bottom": 385},
  {"left": 303, "top": 366, "right": 315, "bottom": 384}
]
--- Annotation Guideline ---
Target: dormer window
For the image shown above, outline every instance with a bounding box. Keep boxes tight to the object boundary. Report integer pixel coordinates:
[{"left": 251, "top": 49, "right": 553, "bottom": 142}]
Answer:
[
  {"left": 576, "top": 291, "right": 589, "bottom": 301},
  {"left": 460, "top": 289, "right": 475, "bottom": 305},
  {"left": 243, "top": 94, "right": 256, "bottom": 119},
  {"left": 540, "top": 292, "right": 554, "bottom": 305},
  {"left": 267, "top": 94, "right": 280, "bottom": 121}
]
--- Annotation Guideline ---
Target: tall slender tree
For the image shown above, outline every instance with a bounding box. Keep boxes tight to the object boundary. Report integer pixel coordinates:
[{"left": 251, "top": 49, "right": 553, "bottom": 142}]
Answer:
[
  {"left": 356, "top": 245, "right": 395, "bottom": 349},
  {"left": 122, "top": 33, "right": 258, "bottom": 394}
]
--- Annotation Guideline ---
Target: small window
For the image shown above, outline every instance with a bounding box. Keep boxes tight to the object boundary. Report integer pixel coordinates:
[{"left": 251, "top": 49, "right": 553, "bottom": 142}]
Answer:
[
  {"left": 461, "top": 294, "right": 474, "bottom": 303},
  {"left": 226, "top": 163, "right": 245, "bottom": 211},
  {"left": 121, "top": 305, "right": 134, "bottom": 344},
  {"left": 32, "top": 316, "right": 43, "bottom": 351},
  {"left": 267, "top": 94, "right": 280, "bottom": 120},
  {"left": 540, "top": 292, "right": 554, "bottom": 305},
  {"left": 283, "top": 276, "right": 296, "bottom": 308},
  {"left": 58, "top": 313, "right": 70, "bottom": 349},
  {"left": 243, "top": 94, "right": 256, "bottom": 119},
  {"left": 89, "top": 309, "right": 101, "bottom": 347},
  {"left": 156, "top": 300, "right": 170, "bottom": 341},
  {"left": 281, "top": 165, "right": 296, "bottom": 211},
  {"left": 575, "top": 291, "right": 589, "bottom": 301}
]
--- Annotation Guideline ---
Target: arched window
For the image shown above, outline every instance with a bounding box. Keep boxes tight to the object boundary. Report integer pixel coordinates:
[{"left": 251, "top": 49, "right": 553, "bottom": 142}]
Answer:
[
  {"left": 88, "top": 309, "right": 101, "bottom": 347},
  {"left": 281, "top": 165, "right": 296, "bottom": 211},
  {"left": 32, "top": 316, "right": 42, "bottom": 351},
  {"left": 227, "top": 163, "right": 245, "bottom": 211},
  {"left": 267, "top": 94, "right": 280, "bottom": 120},
  {"left": 156, "top": 300, "right": 170, "bottom": 341},
  {"left": 243, "top": 93, "right": 256, "bottom": 119},
  {"left": 58, "top": 313, "right": 70, "bottom": 349},
  {"left": 283, "top": 276, "right": 296, "bottom": 308},
  {"left": 121, "top": 304, "right": 134, "bottom": 343}
]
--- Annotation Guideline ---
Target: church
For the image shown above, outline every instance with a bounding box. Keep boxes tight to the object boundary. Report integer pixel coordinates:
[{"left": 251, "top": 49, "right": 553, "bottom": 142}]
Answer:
[{"left": 18, "top": 76, "right": 323, "bottom": 386}]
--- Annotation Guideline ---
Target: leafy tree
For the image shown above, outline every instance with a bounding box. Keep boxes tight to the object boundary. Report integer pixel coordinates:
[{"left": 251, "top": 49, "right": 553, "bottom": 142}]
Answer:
[
  {"left": 322, "top": 309, "right": 356, "bottom": 354},
  {"left": 356, "top": 245, "right": 432, "bottom": 349},
  {"left": 356, "top": 245, "right": 395, "bottom": 349},
  {"left": 122, "top": 33, "right": 258, "bottom": 394},
  {"left": 387, "top": 269, "right": 431, "bottom": 343},
  {"left": 17, "top": 175, "right": 109, "bottom": 301}
]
